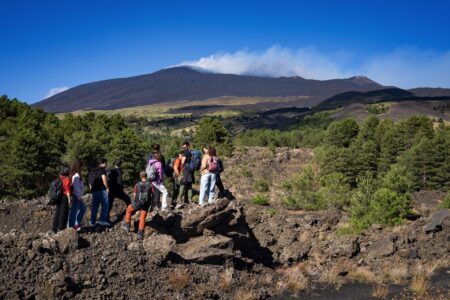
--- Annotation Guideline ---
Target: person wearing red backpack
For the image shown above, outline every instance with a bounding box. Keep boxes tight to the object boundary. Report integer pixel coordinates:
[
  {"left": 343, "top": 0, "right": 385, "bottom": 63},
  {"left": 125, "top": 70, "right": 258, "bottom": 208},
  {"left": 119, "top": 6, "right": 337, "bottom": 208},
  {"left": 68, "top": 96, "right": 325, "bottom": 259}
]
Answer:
[
  {"left": 199, "top": 146, "right": 219, "bottom": 206},
  {"left": 122, "top": 171, "right": 153, "bottom": 240},
  {"left": 52, "top": 166, "right": 72, "bottom": 233}
]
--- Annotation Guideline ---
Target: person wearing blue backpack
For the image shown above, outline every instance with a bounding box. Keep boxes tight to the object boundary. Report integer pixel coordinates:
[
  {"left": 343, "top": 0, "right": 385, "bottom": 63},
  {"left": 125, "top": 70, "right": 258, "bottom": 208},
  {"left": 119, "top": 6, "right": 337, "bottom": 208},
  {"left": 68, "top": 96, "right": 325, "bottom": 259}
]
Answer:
[{"left": 182, "top": 141, "right": 201, "bottom": 171}]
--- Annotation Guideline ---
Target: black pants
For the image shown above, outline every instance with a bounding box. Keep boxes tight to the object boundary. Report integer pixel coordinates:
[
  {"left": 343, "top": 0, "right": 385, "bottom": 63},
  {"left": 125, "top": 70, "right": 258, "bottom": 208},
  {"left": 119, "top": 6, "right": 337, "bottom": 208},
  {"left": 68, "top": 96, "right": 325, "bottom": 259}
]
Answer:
[
  {"left": 152, "top": 188, "right": 161, "bottom": 209},
  {"left": 52, "top": 195, "right": 69, "bottom": 233},
  {"left": 216, "top": 174, "right": 225, "bottom": 195},
  {"left": 108, "top": 189, "right": 131, "bottom": 216}
]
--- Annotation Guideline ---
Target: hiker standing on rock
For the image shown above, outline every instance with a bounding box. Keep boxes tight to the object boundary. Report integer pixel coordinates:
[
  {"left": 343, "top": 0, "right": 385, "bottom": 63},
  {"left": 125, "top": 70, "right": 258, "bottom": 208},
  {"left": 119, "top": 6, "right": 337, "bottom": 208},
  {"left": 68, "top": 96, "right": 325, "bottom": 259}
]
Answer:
[
  {"left": 52, "top": 166, "right": 72, "bottom": 233},
  {"left": 122, "top": 171, "right": 153, "bottom": 240},
  {"left": 199, "top": 146, "right": 219, "bottom": 205},
  {"left": 88, "top": 158, "right": 110, "bottom": 226},
  {"left": 68, "top": 159, "right": 86, "bottom": 231},
  {"left": 107, "top": 159, "right": 131, "bottom": 222},
  {"left": 178, "top": 150, "right": 195, "bottom": 205},
  {"left": 171, "top": 151, "right": 184, "bottom": 206},
  {"left": 147, "top": 151, "right": 169, "bottom": 211}
]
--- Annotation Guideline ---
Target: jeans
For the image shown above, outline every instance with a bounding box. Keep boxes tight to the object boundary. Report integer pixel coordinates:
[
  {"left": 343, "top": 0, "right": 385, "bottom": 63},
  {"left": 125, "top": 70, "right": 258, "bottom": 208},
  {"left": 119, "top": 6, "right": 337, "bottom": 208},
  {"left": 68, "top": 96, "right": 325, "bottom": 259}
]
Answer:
[
  {"left": 68, "top": 196, "right": 86, "bottom": 227},
  {"left": 91, "top": 189, "right": 109, "bottom": 224},
  {"left": 152, "top": 182, "right": 169, "bottom": 209},
  {"left": 199, "top": 172, "right": 217, "bottom": 205}
]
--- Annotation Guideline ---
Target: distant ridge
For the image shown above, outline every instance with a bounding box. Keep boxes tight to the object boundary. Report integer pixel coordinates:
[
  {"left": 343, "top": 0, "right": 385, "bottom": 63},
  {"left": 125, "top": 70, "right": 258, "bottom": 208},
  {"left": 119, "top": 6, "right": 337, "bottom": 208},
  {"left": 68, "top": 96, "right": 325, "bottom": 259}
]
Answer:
[{"left": 33, "top": 66, "right": 385, "bottom": 113}]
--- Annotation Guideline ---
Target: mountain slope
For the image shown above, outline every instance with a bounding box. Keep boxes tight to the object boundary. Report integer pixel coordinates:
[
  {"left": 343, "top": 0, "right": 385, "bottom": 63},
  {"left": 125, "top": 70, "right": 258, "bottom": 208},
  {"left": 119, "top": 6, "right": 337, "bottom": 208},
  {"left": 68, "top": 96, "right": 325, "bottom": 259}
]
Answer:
[{"left": 33, "top": 67, "right": 384, "bottom": 113}]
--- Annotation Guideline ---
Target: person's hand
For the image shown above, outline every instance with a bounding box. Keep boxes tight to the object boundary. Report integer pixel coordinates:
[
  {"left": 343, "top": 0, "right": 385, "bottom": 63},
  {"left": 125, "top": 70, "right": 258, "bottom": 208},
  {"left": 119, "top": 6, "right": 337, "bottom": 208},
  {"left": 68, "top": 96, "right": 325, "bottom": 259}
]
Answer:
[{"left": 107, "top": 188, "right": 110, "bottom": 194}]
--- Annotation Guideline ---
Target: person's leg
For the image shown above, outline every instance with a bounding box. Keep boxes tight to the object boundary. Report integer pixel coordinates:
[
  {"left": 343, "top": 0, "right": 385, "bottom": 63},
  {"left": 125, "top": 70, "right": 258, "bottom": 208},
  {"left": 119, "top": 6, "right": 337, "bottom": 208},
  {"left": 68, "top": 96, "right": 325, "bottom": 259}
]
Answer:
[
  {"left": 99, "top": 189, "right": 110, "bottom": 223},
  {"left": 58, "top": 196, "right": 69, "bottom": 231},
  {"left": 208, "top": 173, "right": 217, "bottom": 204},
  {"left": 90, "top": 192, "right": 100, "bottom": 225},
  {"left": 152, "top": 188, "right": 161, "bottom": 210},
  {"left": 52, "top": 202, "right": 61, "bottom": 233},
  {"left": 107, "top": 192, "right": 116, "bottom": 220},
  {"left": 216, "top": 174, "right": 225, "bottom": 195},
  {"left": 76, "top": 201, "right": 86, "bottom": 226},
  {"left": 125, "top": 205, "right": 135, "bottom": 224},
  {"left": 186, "top": 183, "right": 193, "bottom": 203},
  {"left": 68, "top": 197, "right": 79, "bottom": 227},
  {"left": 177, "top": 184, "right": 185, "bottom": 203},
  {"left": 199, "top": 175, "right": 208, "bottom": 206},
  {"left": 138, "top": 209, "right": 147, "bottom": 232},
  {"left": 173, "top": 182, "right": 179, "bottom": 205},
  {"left": 152, "top": 183, "right": 169, "bottom": 210},
  {"left": 117, "top": 189, "right": 131, "bottom": 206}
]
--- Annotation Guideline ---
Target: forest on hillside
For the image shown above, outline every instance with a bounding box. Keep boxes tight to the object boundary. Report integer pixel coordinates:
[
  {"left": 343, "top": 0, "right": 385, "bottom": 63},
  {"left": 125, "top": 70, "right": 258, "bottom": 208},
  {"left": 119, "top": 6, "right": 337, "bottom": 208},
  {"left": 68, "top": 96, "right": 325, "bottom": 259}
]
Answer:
[{"left": 1, "top": 95, "right": 449, "bottom": 232}]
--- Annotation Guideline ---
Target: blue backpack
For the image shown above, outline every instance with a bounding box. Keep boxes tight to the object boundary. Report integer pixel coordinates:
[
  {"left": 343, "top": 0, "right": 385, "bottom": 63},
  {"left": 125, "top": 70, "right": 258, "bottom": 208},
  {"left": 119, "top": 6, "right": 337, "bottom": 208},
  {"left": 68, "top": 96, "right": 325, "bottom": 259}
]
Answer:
[{"left": 189, "top": 150, "right": 202, "bottom": 170}]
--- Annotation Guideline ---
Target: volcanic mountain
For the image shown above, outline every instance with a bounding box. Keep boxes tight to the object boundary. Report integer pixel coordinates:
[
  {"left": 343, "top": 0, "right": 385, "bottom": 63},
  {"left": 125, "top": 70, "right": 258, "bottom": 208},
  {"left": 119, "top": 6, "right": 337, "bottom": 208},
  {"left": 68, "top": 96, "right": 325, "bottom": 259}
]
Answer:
[{"left": 33, "top": 67, "right": 385, "bottom": 113}]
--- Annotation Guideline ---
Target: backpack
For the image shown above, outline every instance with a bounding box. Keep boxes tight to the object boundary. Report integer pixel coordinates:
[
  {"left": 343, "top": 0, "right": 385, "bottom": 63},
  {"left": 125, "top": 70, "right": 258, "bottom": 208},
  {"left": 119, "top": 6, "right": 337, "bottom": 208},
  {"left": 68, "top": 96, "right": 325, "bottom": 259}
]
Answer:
[
  {"left": 189, "top": 150, "right": 202, "bottom": 170},
  {"left": 146, "top": 161, "right": 158, "bottom": 181},
  {"left": 133, "top": 181, "right": 152, "bottom": 210},
  {"left": 48, "top": 177, "right": 63, "bottom": 205},
  {"left": 207, "top": 156, "right": 219, "bottom": 173},
  {"left": 165, "top": 158, "right": 176, "bottom": 178}
]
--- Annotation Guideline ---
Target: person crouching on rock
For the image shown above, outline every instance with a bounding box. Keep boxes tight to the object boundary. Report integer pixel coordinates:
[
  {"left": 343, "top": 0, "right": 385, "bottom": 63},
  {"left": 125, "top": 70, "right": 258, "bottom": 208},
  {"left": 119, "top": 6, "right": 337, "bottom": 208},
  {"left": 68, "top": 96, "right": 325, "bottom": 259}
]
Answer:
[
  {"left": 122, "top": 171, "right": 153, "bottom": 240},
  {"left": 52, "top": 165, "right": 72, "bottom": 233}
]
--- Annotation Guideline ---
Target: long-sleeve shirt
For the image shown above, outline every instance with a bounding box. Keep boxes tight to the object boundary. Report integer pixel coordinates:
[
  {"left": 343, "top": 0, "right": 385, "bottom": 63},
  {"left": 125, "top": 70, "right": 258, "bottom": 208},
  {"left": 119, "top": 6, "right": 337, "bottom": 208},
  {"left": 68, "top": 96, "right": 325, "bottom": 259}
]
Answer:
[
  {"left": 59, "top": 175, "right": 71, "bottom": 196},
  {"left": 71, "top": 173, "right": 83, "bottom": 200}
]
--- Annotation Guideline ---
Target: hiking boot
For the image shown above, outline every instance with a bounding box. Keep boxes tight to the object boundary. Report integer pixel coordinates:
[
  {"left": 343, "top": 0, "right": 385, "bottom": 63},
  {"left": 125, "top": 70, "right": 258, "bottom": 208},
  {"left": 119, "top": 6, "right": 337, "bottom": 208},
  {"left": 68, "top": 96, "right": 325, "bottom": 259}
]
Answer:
[
  {"left": 137, "top": 230, "right": 144, "bottom": 240},
  {"left": 121, "top": 222, "right": 131, "bottom": 232}
]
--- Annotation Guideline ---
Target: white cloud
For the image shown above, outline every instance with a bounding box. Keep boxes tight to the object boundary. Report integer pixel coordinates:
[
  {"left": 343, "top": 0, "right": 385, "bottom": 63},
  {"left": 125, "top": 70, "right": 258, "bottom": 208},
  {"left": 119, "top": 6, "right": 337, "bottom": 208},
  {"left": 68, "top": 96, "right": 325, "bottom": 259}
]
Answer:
[
  {"left": 178, "top": 45, "right": 450, "bottom": 88},
  {"left": 45, "top": 86, "right": 70, "bottom": 99}
]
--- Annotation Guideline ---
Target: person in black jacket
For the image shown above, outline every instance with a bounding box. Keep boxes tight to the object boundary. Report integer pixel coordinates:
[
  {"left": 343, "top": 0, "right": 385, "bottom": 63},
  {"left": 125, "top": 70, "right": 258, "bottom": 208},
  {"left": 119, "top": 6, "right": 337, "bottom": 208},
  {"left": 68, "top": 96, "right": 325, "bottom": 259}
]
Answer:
[
  {"left": 177, "top": 151, "right": 195, "bottom": 205},
  {"left": 107, "top": 159, "right": 131, "bottom": 222},
  {"left": 216, "top": 158, "right": 226, "bottom": 197}
]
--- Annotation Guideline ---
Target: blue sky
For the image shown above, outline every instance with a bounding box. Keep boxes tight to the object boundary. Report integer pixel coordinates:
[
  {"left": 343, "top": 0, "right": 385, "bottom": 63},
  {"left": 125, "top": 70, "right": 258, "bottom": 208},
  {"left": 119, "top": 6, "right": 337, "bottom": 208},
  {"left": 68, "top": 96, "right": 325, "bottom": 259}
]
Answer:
[{"left": 1, "top": 0, "right": 450, "bottom": 103}]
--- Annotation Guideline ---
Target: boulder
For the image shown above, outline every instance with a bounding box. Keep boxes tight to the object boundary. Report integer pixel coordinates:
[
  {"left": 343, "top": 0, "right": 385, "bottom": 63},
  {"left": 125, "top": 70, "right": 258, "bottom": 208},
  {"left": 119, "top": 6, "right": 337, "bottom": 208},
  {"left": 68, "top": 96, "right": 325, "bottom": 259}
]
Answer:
[
  {"left": 329, "top": 240, "right": 360, "bottom": 258},
  {"left": 142, "top": 234, "right": 176, "bottom": 263},
  {"left": 54, "top": 228, "right": 79, "bottom": 254},
  {"left": 127, "top": 242, "right": 143, "bottom": 252},
  {"left": 369, "top": 236, "right": 396, "bottom": 258},
  {"left": 173, "top": 234, "right": 234, "bottom": 264},
  {"left": 423, "top": 209, "right": 450, "bottom": 233},
  {"left": 280, "top": 241, "right": 311, "bottom": 264}
]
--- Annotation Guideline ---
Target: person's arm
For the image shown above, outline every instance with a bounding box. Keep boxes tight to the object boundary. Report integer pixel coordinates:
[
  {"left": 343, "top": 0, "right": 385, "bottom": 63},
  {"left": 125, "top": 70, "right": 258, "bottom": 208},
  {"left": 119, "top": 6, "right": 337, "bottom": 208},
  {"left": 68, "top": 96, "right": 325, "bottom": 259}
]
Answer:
[
  {"left": 174, "top": 159, "right": 181, "bottom": 177},
  {"left": 102, "top": 174, "right": 110, "bottom": 193},
  {"left": 133, "top": 184, "right": 137, "bottom": 199},
  {"left": 200, "top": 155, "right": 208, "bottom": 172}
]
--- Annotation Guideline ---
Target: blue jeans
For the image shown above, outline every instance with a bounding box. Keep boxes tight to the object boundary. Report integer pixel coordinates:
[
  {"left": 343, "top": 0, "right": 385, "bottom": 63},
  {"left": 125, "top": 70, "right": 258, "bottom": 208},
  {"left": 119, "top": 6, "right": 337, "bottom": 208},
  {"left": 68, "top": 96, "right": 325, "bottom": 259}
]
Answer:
[
  {"left": 68, "top": 196, "right": 86, "bottom": 227},
  {"left": 199, "top": 173, "right": 217, "bottom": 205},
  {"left": 91, "top": 190, "right": 109, "bottom": 224}
]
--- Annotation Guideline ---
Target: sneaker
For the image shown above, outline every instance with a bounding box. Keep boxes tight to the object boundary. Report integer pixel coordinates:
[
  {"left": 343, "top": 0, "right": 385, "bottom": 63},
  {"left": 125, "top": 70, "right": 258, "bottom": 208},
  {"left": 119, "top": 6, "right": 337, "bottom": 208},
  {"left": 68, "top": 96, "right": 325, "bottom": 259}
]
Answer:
[
  {"left": 97, "top": 221, "right": 111, "bottom": 226},
  {"left": 121, "top": 222, "right": 131, "bottom": 232},
  {"left": 137, "top": 230, "right": 144, "bottom": 240}
]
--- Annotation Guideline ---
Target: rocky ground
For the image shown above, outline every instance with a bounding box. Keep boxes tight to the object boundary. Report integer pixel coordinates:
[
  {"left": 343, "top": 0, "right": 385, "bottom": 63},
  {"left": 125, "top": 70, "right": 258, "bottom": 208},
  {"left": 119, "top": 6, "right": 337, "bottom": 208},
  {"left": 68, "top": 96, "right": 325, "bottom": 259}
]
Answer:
[
  {"left": 0, "top": 147, "right": 449, "bottom": 299},
  {"left": 0, "top": 196, "right": 449, "bottom": 299}
]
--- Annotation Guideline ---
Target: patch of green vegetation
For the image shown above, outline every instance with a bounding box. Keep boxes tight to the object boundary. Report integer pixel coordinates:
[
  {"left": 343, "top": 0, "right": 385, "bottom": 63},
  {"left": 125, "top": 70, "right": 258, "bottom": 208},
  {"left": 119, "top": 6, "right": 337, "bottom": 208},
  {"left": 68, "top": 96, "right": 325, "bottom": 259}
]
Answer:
[
  {"left": 242, "top": 167, "right": 253, "bottom": 178},
  {"left": 266, "top": 207, "right": 276, "bottom": 217},
  {"left": 440, "top": 193, "right": 450, "bottom": 209},
  {"left": 253, "top": 179, "right": 270, "bottom": 193},
  {"left": 367, "top": 103, "right": 389, "bottom": 115},
  {"left": 251, "top": 194, "right": 270, "bottom": 206}
]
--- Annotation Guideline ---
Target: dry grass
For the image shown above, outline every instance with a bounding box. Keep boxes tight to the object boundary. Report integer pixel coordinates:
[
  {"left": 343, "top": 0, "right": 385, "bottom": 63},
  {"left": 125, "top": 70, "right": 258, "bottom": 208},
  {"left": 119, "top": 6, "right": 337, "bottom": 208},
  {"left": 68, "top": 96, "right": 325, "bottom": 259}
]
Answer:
[
  {"left": 234, "top": 278, "right": 258, "bottom": 300},
  {"left": 409, "top": 262, "right": 438, "bottom": 296},
  {"left": 383, "top": 263, "right": 409, "bottom": 284},
  {"left": 219, "top": 267, "right": 234, "bottom": 292},
  {"left": 168, "top": 267, "right": 191, "bottom": 291},
  {"left": 349, "top": 266, "right": 378, "bottom": 284},
  {"left": 372, "top": 285, "right": 389, "bottom": 299},
  {"left": 276, "top": 263, "right": 310, "bottom": 295}
]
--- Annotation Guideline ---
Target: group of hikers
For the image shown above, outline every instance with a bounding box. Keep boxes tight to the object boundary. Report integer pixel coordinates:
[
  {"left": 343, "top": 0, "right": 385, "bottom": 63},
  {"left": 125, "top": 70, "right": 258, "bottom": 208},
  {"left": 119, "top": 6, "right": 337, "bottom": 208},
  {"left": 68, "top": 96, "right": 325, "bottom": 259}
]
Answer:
[{"left": 50, "top": 141, "right": 225, "bottom": 239}]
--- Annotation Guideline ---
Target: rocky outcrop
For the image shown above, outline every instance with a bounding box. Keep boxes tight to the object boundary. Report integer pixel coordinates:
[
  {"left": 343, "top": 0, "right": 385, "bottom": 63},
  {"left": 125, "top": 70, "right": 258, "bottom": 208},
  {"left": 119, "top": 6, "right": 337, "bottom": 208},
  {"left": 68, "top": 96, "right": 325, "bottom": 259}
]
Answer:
[
  {"left": 423, "top": 209, "right": 450, "bottom": 233},
  {"left": 173, "top": 234, "right": 235, "bottom": 264}
]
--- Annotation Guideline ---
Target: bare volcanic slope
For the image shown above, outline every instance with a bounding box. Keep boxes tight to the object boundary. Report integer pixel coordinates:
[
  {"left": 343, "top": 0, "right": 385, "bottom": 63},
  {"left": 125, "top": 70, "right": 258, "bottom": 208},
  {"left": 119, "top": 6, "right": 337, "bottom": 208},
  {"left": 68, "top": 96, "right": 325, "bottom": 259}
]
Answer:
[{"left": 33, "top": 67, "right": 384, "bottom": 113}]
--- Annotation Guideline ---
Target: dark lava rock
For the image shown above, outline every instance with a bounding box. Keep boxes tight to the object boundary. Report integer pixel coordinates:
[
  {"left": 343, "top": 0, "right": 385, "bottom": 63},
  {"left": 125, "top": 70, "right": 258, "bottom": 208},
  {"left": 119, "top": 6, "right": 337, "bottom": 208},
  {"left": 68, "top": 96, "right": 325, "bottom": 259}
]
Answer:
[{"left": 423, "top": 209, "right": 450, "bottom": 233}]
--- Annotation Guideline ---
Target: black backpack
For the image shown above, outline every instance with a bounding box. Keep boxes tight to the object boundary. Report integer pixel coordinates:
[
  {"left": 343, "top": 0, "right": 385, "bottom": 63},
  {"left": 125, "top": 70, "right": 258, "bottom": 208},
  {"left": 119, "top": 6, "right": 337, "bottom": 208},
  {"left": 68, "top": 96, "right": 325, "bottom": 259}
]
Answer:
[
  {"left": 48, "top": 177, "right": 63, "bottom": 205},
  {"left": 136, "top": 181, "right": 152, "bottom": 204}
]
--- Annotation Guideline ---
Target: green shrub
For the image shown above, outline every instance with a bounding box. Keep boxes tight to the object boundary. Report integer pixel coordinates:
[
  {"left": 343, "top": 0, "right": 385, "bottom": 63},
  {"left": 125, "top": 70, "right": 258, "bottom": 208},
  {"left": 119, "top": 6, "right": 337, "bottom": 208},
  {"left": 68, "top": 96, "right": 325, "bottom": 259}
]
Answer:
[
  {"left": 266, "top": 207, "right": 276, "bottom": 217},
  {"left": 440, "top": 193, "right": 450, "bottom": 209},
  {"left": 253, "top": 179, "right": 270, "bottom": 193},
  {"left": 251, "top": 194, "right": 270, "bottom": 206},
  {"left": 242, "top": 167, "right": 252, "bottom": 178}
]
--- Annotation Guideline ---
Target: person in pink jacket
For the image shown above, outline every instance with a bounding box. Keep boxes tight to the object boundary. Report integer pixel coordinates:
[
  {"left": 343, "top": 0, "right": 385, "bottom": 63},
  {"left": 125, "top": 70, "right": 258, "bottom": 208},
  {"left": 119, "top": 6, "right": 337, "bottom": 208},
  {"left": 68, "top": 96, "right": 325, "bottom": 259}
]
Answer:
[{"left": 147, "top": 152, "right": 169, "bottom": 211}]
